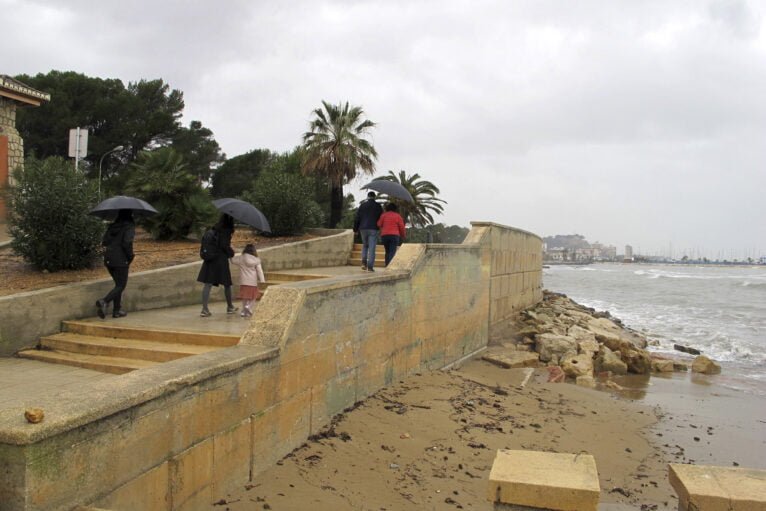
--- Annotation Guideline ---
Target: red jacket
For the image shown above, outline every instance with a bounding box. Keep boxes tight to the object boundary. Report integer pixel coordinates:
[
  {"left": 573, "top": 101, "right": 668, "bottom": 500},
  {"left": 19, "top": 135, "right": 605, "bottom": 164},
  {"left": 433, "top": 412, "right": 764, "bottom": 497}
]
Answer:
[{"left": 377, "top": 211, "right": 406, "bottom": 238}]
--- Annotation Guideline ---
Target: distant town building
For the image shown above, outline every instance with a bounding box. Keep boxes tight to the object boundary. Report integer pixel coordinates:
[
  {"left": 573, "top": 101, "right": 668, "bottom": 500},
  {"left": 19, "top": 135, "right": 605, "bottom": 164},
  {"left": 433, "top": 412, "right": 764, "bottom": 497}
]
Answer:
[
  {"left": 624, "top": 244, "right": 633, "bottom": 262},
  {"left": 542, "top": 238, "right": 618, "bottom": 262}
]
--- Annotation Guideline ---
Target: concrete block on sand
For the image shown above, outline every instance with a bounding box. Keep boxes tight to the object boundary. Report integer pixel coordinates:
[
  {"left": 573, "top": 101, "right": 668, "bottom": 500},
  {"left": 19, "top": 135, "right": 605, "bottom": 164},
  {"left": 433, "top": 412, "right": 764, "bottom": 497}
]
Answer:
[
  {"left": 483, "top": 351, "right": 540, "bottom": 369},
  {"left": 488, "top": 450, "right": 600, "bottom": 511},
  {"left": 669, "top": 463, "right": 766, "bottom": 511}
]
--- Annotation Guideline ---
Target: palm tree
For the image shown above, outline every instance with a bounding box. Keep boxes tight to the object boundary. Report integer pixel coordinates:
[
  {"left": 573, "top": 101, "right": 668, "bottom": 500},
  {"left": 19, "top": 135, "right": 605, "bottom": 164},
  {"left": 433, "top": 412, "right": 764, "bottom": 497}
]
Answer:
[
  {"left": 301, "top": 101, "right": 377, "bottom": 227},
  {"left": 125, "top": 148, "right": 216, "bottom": 240},
  {"left": 374, "top": 170, "right": 446, "bottom": 227}
]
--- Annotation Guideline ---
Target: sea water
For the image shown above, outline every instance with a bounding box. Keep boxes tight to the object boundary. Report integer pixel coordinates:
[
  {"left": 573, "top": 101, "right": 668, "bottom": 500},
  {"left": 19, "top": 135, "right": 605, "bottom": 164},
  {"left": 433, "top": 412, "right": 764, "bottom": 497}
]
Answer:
[{"left": 543, "top": 263, "right": 766, "bottom": 395}]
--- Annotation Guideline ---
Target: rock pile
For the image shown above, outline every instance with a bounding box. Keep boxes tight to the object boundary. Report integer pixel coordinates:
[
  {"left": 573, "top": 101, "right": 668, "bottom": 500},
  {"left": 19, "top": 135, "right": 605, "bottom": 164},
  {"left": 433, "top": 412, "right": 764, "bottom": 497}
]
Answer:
[{"left": 484, "top": 291, "right": 721, "bottom": 387}]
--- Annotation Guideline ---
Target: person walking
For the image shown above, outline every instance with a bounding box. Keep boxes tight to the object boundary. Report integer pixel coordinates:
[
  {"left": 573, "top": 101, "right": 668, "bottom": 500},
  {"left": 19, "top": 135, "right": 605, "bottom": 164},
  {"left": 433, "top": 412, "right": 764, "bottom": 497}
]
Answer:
[
  {"left": 377, "top": 202, "right": 406, "bottom": 267},
  {"left": 96, "top": 209, "right": 135, "bottom": 319},
  {"left": 231, "top": 243, "right": 266, "bottom": 318},
  {"left": 197, "top": 214, "right": 238, "bottom": 317},
  {"left": 353, "top": 191, "right": 383, "bottom": 272}
]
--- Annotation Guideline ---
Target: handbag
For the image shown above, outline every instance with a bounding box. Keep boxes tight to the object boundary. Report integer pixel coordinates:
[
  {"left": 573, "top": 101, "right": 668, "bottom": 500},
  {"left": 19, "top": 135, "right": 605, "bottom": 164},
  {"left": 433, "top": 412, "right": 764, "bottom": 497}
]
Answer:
[{"left": 254, "top": 287, "right": 264, "bottom": 301}]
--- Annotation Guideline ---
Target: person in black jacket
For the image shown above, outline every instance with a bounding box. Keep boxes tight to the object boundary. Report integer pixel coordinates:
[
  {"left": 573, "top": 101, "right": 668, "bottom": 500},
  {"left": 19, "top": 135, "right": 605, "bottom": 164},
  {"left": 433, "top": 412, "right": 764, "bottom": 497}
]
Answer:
[
  {"left": 96, "top": 209, "right": 135, "bottom": 319},
  {"left": 197, "top": 214, "right": 238, "bottom": 317},
  {"left": 353, "top": 191, "right": 383, "bottom": 271}
]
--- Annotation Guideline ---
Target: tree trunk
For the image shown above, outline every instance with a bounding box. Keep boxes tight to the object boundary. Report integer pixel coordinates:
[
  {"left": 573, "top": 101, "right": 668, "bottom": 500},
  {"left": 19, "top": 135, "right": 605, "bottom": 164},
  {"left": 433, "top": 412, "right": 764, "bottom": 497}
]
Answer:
[{"left": 329, "top": 184, "right": 344, "bottom": 228}]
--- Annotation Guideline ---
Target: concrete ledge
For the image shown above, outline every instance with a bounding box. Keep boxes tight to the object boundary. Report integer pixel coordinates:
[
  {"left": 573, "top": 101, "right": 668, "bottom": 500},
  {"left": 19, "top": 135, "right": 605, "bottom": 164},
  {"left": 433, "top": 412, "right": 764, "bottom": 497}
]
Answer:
[
  {"left": 669, "top": 463, "right": 766, "bottom": 511},
  {"left": 0, "top": 344, "right": 279, "bottom": 445},
  {"left": 470, "top": 221, "right": 543, "bottom": 242},
  {"left": 488, "top": 450, "right": 600, "bottom": 511}
]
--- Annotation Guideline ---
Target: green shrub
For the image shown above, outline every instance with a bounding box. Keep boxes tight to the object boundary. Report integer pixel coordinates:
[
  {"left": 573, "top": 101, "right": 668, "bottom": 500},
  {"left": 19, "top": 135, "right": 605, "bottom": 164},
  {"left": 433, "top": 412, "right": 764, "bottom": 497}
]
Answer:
[
  {"left": 124, "top": 148, "right": 217, "bottom": 240},
  {"left": 243, "top": 171, "right": 325, "bottom": 236},
  {"left": 8, "top": 156, "right": 104, "bottom": 271}
]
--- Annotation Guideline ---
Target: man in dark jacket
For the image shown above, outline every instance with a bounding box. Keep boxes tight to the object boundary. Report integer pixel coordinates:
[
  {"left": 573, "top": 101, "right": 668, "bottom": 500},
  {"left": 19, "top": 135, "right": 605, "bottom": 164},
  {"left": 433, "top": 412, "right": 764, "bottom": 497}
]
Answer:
[
  {"left": 353, "top": 191, "right": 383, "bottom": 271},
  {"left": 96, "top": 209, "right": 135, "bottom": 319}
]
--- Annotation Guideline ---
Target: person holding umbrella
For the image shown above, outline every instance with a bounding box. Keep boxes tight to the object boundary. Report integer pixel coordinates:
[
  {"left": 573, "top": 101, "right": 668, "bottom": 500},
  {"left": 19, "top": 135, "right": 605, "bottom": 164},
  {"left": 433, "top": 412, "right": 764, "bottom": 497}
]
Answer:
[
  {"left": 353, "top": 191, "right": 383, "bottom": 272},
  {"left": 95, "top": 209, "right": 135, "bottom": 319},
  {"left": 197, "top": 213, "right": 238, "bottom": 317},
  {"left": 377, "top": 202, "right": 406, "bottom": 267}
]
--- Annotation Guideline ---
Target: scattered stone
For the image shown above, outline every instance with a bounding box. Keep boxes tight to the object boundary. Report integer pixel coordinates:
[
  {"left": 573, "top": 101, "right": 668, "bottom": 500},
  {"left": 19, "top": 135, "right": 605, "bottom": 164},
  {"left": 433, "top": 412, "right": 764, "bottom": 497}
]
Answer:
[
  {"left": 535, "top": 333, "right": 577, "bottom": 364},
  {"left": 515, "top": 326, "right": 541, "bottom": 340},
  {"left": 577, "top": 339, "right": 600, "bottom": 357},
  {"left": 562, "top": 353, "right": 594, "bottom": 378},
  {"left": 604, "top": 380, "right": 624, "bottom": 391},
  {"left": 691, "top": 355, "right": 721, "bottom": 375},
  {"left": 546, "top": 366, "right": 566, "bottom": 383},
  {"left": 622, "top": 348, "right": 652, "bottom": 374},
  {"left": 576, "top": 375, "right": 596, "bottom": 388},
  {"left": 595, "top": 346, "right": 628, "bottom": 375},
  {"left": 674, "top": 344, "right": 702, "bottom": 355},
  {"left": 568, "top": 325, "right": 597, "bottom": 344},
  {"left": 651, "top": 358, "right": 674, "bottom": 373},
  {"left": 482, "top": 351, "right": 539, "bottom": 369},
  {"left": 673, "top": 361, "right": 689, "bottom": 372},
  {"left": 24, "top": 408, "right": 44, "bottom": 424}
]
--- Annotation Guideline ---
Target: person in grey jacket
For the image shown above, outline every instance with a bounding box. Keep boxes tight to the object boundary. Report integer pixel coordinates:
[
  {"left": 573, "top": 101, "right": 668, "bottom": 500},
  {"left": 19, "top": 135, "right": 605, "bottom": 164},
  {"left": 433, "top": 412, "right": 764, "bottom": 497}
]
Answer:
[
  {"left": 96, "top": 209, "right": 135, "bottom": 319},
  {"left": 353, "top": 191, "right": 383, "bottom": 271}
]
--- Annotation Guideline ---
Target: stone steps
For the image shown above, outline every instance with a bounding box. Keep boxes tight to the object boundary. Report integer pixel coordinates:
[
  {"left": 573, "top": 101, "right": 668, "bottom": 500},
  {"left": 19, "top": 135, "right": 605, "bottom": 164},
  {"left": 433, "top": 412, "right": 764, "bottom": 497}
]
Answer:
[
  {"left": 14, "top": 272, "right": 319, "bottom": 375},
  {"left": 17, "top": 349, "right": 158, "bottom": 375},
  {"left": 61, "top": 321, "right": 240, "bottom": 347},
  {"left": 38, "top": 332, "right": 219, "bottom": 362},
  {"left": 348, "top": 243, "right": 386, "bottom": 268},
  {"left": 18, "top": 307, "right": 245, "bottom": 374}
]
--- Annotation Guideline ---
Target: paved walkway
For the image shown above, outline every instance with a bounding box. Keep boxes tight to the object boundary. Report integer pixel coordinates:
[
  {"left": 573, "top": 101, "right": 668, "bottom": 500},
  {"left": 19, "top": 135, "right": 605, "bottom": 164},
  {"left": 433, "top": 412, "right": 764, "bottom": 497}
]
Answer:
[
  {"left": 80, "top": 303, "right": 254, "bottom": 336},
  {"left": 0, "top": 358, "right": 113, "bottom": 410}
]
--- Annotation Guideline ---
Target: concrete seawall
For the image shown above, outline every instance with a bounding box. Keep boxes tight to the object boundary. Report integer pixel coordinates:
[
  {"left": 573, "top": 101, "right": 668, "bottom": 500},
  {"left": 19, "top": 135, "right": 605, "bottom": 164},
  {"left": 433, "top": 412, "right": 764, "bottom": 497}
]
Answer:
[{"left": 0, "top": 222, "right": 542, "bottom": 511}]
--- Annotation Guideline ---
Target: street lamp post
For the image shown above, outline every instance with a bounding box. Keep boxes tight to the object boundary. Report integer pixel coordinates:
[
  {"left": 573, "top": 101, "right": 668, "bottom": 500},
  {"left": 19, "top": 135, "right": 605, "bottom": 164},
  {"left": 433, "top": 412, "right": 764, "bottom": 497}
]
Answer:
[{"left": 98, "top": 145, "right": 124, "bottom": 199}]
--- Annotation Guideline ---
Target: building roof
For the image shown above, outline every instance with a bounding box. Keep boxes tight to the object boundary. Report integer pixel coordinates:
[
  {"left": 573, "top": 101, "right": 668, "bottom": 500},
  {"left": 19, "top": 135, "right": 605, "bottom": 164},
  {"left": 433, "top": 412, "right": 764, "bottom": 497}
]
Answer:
[{"left": 0, "top": 75, "right": 51, "bottom": 106}]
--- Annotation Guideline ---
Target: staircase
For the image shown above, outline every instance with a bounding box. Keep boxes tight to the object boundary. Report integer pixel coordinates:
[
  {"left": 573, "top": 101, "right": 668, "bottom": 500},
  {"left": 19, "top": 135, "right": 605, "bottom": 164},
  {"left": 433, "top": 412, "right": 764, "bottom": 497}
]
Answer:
[
  {"left": 347, "top": 243, "right": 386, "bottom": 268},
  {"left": 15, "top": 271, "right": 324, "bottom": 375},
  {"left": 17, "top": 321, "right": 240, "bottom": 374}
]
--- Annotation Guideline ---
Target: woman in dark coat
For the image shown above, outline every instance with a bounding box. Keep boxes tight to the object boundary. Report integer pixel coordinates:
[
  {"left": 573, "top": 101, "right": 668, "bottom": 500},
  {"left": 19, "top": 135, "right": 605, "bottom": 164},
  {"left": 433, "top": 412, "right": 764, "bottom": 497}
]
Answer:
[
  {"left": 96, "top": 209, "right": 135, "bottom": 319},
  {"left": 197, "top": 214, "right": 237, "bottom": 317}
]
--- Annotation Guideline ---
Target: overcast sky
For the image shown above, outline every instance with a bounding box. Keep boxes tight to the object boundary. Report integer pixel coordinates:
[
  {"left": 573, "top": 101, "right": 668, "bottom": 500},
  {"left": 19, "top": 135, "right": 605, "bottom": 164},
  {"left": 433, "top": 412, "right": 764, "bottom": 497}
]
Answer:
[{"left": 4, "top": 0, "right": 765, "bottom": 259}]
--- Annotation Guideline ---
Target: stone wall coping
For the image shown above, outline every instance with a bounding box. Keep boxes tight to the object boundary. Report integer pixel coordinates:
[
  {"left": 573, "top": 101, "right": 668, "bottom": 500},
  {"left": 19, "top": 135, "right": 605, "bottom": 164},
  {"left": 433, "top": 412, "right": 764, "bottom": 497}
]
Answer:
[
  {"left": 0, "top": 344, "right": 279, "bottom": 445},
  {"left": 669, "top": 463, "right": 766, "bottom": 511},
  {"left": 470, "top": 221, "right": 543, "bottom": 241}
]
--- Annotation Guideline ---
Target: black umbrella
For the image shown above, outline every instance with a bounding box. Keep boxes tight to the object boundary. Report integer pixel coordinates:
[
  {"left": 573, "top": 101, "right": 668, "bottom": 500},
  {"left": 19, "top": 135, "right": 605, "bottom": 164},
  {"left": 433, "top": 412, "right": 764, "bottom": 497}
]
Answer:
[
  {"left": 212, "top": 198, "right": 271, "bottom": 233},
  {"left": 361, "top": 180, "right": 415, "bottom": 204},
  {"left": 89, "top": 195, "right": 159, "bottom": 219}
]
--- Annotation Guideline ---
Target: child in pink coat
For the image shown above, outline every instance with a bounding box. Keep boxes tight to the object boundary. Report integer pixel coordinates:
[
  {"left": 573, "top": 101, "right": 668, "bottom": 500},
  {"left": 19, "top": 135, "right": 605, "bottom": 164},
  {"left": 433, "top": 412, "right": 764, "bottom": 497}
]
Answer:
[{"left": 231, "top": 244, "right": 266, "bottom": 317}]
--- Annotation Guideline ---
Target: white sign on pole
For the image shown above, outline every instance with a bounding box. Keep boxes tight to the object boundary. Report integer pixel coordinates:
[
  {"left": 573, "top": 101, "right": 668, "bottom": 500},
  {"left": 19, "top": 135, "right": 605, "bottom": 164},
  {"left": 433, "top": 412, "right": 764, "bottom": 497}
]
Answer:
[{"left": 68, "top": 128, "right": 88, "bottom": 158}]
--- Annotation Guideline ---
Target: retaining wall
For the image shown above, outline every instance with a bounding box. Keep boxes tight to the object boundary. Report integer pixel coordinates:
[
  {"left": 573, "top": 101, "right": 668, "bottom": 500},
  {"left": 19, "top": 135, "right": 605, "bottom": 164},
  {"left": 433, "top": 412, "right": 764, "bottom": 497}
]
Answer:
[
  {"left": 0, "top": 222, "right": 542, "bottom": 511},
  {"left": 0, "top": 229, "right": 353, "bottom": 356}
]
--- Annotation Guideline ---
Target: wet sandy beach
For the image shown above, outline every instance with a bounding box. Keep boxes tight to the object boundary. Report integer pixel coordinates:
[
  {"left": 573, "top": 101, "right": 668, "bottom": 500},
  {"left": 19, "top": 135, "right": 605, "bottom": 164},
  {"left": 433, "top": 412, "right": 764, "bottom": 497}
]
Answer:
[{"left": 208, "top": 355, "right": 766, "bottom": 511}]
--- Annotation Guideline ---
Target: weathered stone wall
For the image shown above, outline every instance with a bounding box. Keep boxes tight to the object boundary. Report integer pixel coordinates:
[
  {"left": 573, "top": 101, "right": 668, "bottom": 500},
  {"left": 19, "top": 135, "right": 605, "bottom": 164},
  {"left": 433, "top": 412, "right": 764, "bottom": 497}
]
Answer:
[
  {"left": 464, "top": 221, "right": 543, "bottom": 339},
  {"left": 0, "top": 222, "right": 541, "bottom": 511},
  {"left": 0, "top": 229, "right": 353, "bottom": 356},
  {"left": 0, "top": 97, "right": 24, "bottom": 182},
  {"left": 238, "top": 242, "right": 489, "bottom": 473}
]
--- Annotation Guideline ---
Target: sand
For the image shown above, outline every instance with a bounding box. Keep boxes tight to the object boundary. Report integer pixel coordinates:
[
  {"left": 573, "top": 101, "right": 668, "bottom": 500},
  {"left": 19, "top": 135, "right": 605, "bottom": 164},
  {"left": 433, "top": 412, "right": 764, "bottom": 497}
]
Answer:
[
  {"left": 213, "top": 356, "right": 766, "bottom": 510},
  {"left": 214, "top": 357, "right": 751, "bottom": 510}
]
